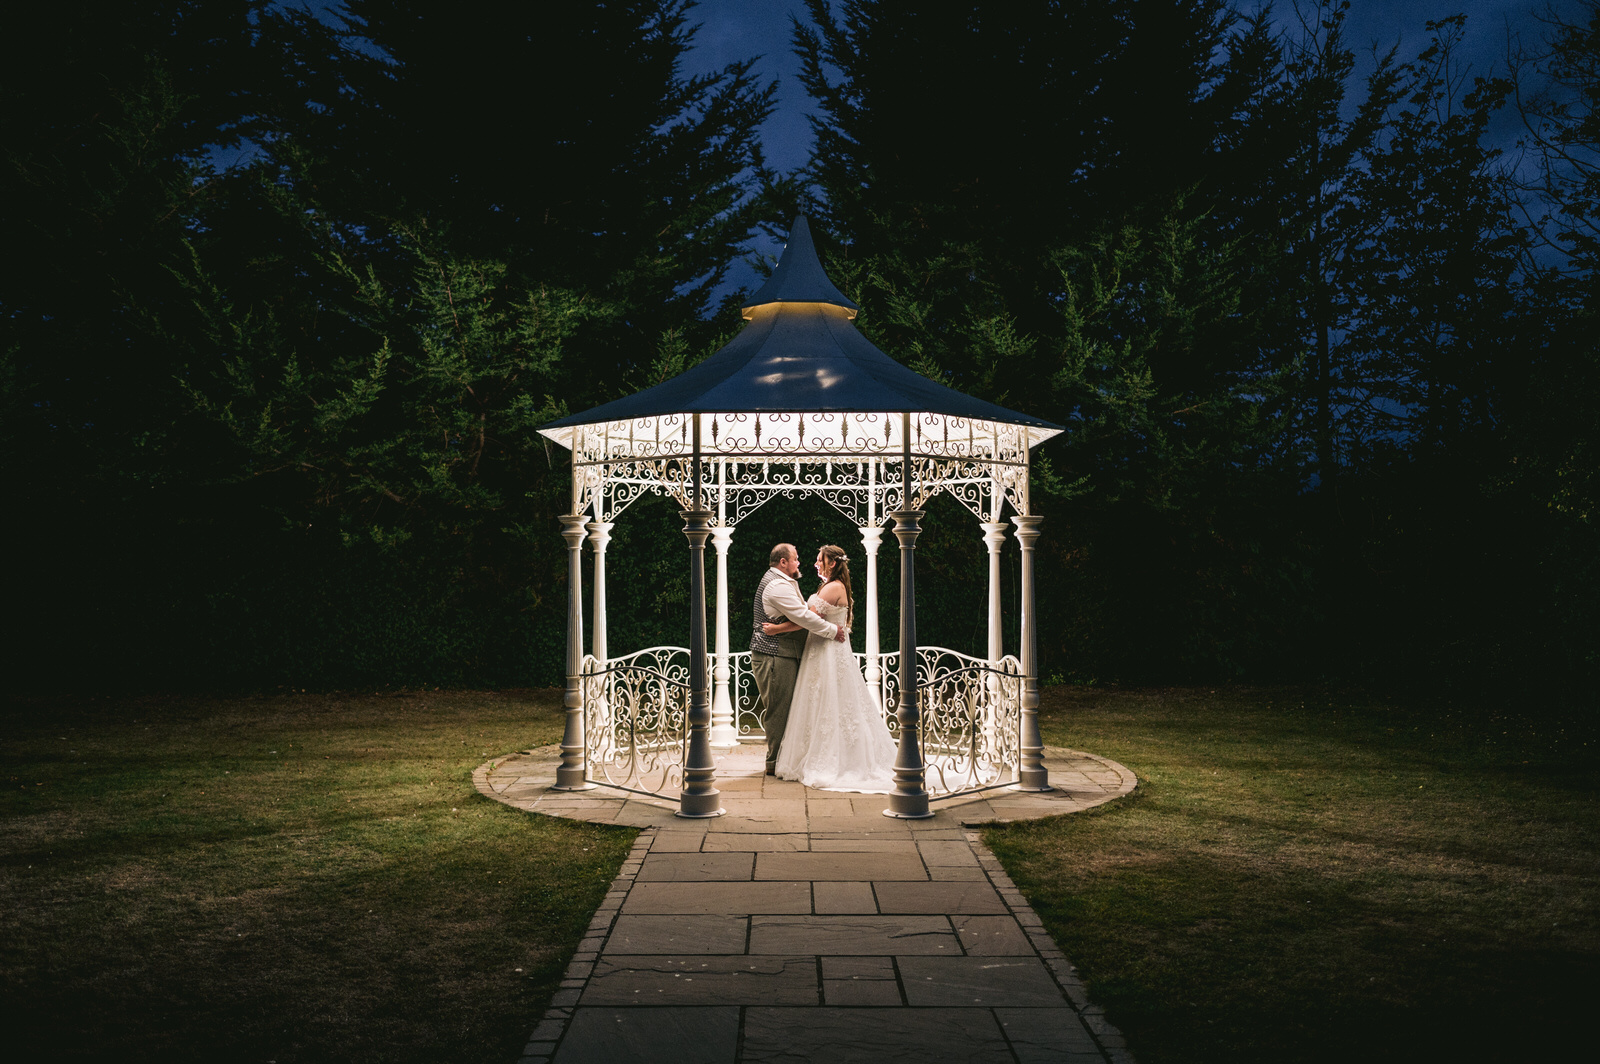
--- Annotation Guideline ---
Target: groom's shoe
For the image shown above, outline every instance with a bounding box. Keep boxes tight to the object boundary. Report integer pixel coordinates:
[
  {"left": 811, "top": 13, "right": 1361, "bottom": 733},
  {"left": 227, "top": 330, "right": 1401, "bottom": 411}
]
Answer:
[{"left": 765, "top": 765, "right": 777, "bottom": 776}]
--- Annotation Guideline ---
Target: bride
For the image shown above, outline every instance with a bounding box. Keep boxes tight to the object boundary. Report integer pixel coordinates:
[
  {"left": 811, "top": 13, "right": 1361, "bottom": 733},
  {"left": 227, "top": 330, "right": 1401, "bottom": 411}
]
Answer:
[{"left": 763, "top": 544, "right": 899, "bottom": 793}]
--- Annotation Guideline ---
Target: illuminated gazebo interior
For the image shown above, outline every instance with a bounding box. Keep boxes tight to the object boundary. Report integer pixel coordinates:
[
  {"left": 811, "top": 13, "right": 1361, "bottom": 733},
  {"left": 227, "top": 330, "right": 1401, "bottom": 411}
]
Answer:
[{"left": 537, "top": 216, "right": 1062, "bottom": 818}]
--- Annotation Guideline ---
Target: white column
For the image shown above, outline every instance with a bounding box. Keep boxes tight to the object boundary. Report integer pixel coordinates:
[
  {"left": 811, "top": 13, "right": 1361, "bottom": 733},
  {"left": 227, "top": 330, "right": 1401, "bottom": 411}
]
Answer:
[
  {"left": 586, "top": 520, "right": 614, "bottom": 763},
  {"left": 980, "top": 520, "right": 1008, "bottom": 770},
  {"left": 980, "top": 522, "right": 1008, "bottom": 665},
  {"left": 859, "top": 524, "right": 884, "bottom": 710},
  {"left": 587, "top": 521, "right": 613, "bottom": 665},
  {"left": 709, "top": 525, "right": 738, "bottom": 749}
]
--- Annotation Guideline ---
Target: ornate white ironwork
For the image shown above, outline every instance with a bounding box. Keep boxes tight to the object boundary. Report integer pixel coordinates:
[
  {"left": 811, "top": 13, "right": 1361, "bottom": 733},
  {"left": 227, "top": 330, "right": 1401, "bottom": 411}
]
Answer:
[
  {"left": 732, "top": 650, "right": 903, "bottom": 740},
  {"left": 909, "top": 648, "right": 1024, "bottom": 797},
  {"left": 562, "top": 412, "right": 1046, "bottom": 525},
  {"left": 721, "top": 645, "right": 1017, "bottom": 797},
  {"left": 582, "top": 646, "right": 690, "bottom": 797},
  {"left": 731, "top": 651, "right": 761, "bottom": 738}
]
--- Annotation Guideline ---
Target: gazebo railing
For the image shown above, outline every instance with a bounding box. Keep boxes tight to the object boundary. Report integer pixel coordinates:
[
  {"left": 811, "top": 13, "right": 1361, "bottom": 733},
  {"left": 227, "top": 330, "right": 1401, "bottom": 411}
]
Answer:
[
  {"left": 714, "top": 647, "right": 1022, "bottom": 797},
  {"left": 730, "top": 650, "right": 899, "bottom": 739},
  {"left": 581, "top": 647, "right": 690, "bottom": 798},
  {"left": 904, "top": 648, "right": 1023, "bottom": 797}
]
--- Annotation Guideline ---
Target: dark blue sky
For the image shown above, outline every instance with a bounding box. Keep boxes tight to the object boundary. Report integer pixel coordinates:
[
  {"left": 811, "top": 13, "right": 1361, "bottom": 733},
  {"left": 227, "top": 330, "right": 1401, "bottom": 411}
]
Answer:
[
  {"left": 683, "top": 0, "right": 1574, "bottom": 288},
  {"left": 686, "top": 1, "right": 1564, "bottom": 176}
]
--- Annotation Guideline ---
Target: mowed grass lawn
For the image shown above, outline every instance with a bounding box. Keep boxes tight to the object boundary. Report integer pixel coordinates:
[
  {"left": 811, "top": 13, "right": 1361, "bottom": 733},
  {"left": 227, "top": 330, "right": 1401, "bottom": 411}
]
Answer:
[
  {"left": 987, "top": 686, "right": 1600, "bottom": 1064},
  {"left": 0, "top": 689, "right": 635, "bottom": 1064},
  {"left": 4, "top": 686, "right": 1595, "bottom": 1064}
]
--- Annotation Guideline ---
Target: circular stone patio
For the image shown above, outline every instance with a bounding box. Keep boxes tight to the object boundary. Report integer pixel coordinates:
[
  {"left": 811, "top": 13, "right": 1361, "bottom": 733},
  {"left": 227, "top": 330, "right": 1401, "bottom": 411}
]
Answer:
[{"left": 474, "top": 744, "right": 1136, "bottom": 827}]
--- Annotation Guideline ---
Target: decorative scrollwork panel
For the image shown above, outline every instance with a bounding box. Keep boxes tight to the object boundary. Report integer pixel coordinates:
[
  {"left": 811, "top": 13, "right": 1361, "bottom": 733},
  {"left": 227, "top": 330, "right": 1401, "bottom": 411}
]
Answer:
[{"left": 583, "top": 646, "right": 690, "bottom": 797}]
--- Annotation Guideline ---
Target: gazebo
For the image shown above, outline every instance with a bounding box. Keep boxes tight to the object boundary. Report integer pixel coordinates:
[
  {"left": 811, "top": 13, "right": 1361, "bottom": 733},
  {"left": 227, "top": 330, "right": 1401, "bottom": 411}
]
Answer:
[{"left": 537, "top": 216, "right": 1062, "bottom": 818}]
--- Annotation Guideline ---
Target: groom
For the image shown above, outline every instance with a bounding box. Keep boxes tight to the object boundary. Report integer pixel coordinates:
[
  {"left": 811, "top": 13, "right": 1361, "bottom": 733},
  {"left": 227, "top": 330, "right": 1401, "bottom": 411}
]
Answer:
[{"left": 751, "top": 542, "right": 848, "bottom": 775}]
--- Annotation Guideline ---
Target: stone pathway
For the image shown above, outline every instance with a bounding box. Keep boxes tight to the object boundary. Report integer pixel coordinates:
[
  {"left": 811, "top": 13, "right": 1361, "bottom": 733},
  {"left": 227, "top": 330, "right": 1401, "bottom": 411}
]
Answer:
[{"left": 475, "top": 745, "right": 1138, "bottom": 1064}]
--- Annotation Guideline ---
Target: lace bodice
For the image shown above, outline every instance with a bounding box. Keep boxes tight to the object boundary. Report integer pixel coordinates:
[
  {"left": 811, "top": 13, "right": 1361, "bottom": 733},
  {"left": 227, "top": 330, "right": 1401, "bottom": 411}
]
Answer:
[{"left": 807, "top": 593, "right": 848, "bottom": 625}]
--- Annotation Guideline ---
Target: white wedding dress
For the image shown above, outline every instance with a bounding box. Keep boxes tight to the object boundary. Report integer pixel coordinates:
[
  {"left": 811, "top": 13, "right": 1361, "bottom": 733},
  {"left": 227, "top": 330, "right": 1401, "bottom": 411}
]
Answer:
[{"left": 774, "top": 594, "right": 899, "bottom": 793}]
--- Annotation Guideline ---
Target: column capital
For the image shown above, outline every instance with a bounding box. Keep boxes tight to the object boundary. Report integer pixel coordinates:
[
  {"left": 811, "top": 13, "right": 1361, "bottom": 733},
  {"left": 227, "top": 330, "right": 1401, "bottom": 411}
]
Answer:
[
  {"left": 980, "top": 521, "right": 1009, "bottom": 551},
  {"left": 586, "top": 519, "right": 614, "bottom": 551},
  {"left": 858, "top": 524, "right": 885, "bottom": 553},
  {"left": 1011, "top": 513, "right": 1044, "bottom": 546},
  {"left": 709, "top": 525, "right": 735, "bottom": 551},
  {"left": 889, "top": 509, "right": 924, "bottom": 547},
  {"left": 559, "top": 513, "right": 590, "bottom": 547},
  {"left": 680, "top": 508, "right": 713, "bottom": 546}
]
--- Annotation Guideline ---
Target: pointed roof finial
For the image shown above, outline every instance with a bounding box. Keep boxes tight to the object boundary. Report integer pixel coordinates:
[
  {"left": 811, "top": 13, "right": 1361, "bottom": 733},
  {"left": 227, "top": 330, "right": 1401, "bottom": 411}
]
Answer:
[{"left": 742, "top": 214, "right": 860, "bottom": 319}]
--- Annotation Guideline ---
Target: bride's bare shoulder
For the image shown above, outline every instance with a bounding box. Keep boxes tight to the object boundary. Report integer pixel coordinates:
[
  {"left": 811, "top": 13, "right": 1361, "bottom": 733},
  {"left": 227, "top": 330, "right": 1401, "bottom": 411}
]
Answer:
[{"left": 818, "top": 582, "right": 848, "bottom": 606}]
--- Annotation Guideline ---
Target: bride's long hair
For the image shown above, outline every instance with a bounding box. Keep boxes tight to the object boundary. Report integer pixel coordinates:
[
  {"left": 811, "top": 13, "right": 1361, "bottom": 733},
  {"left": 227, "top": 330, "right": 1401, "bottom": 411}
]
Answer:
[{"left": 818, "top": 544, "right": 853, "bottom": 629}]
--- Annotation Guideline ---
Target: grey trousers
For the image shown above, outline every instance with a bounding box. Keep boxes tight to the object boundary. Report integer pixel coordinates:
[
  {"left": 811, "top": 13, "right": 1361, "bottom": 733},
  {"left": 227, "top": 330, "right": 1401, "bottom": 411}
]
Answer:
[{"left": 750, "top": 650, "right": 801, "bottom": 769}]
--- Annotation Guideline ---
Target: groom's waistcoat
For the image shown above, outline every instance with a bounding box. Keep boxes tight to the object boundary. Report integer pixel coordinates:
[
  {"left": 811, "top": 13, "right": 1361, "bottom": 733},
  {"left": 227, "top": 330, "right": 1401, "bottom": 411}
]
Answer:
[{"left": 751, "top": 568, "right": 808, "bottom": 660}]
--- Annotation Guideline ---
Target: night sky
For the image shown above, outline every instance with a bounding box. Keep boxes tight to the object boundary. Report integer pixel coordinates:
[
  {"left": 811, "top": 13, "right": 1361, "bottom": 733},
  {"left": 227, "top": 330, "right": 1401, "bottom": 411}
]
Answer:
[
  {"left": 687, "top": 0, "right": 1564, "bottom": 175},
  {"left": 683, "top": 0, "right": 1577, "bottom": 285},
  {"left": 296, "top": 1, "right": 1582, "bottom": 288}
]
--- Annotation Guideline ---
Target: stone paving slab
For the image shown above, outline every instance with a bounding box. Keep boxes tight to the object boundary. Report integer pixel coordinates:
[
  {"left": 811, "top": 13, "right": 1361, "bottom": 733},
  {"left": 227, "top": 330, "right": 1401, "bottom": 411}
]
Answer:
[
  {"left": 917, "top": 839, "right": 983, "bottom": 866},
  {"left": 603, "top": 914, "right": 749, "bottom": 955},
  {"left": 996, "top": 1007, "right": 1107, "bottom": 1063},
  {"left": 822, "top": 976, "right": 903, "bottom": 1005},
  {"left": 953, "top": 915, "right": 1035, "bottom": 956},
  {"left": 748, "top": 915, "right": 961, "bottom": 955},
  {"left": 701, "top": 833, "right": 810, "bottom": 852},
  {"left": 742, "top": 1006, "right": 1014, "bottom": 1063},
  {"left": 583, "top": 956, "right": 818, "bottom": 1005},
  {"left": 623, "top": 881, "right": 812, "bottom": 915},
  {"left": 755, "top": 851, "right": 927, "bottom": 881},
  {"left": 898, "top": 955, "right": 1067, "bottom": 1007},
  {"left": 808, "top": 837, "right": 918, "bottom": 853},
  {"left": 819, "top": 953, "right": 902, "bottom": 1004},
  {"left": 482, "top": 743, "right": 1141, "bottom": 1064},
  {"left": 551, "top": 1006, "right": 739, "bottom": 1064},
  {"left": 813, "top": 881, "right": 877, "bottom": 914},
  {"left": 708, "top": 815, "right": 811, "bottom": 834},
  {"left": 648, "top": 832, "right": 712, "bottom": 853},
  {"left": 636, "top": 852, "right": 755, "bottom": 881},
  {"left": 872, "top": 880, "right": 1010, "bottom": 914}
]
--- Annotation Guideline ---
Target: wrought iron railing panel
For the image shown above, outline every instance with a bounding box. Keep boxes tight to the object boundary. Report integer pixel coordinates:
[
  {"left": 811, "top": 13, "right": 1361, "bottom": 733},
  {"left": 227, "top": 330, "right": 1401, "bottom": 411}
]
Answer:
[
  {"left": 731, "top": 651, "right": 761, "bottom": 739},
  {"left": 586, "top": 644, "right": 1020, "bottom": 798},
  {"left": 582, "top": 647, "right": 690, "bottom": 797},
  {"left": 715, "top": 646, "right": 1017, "bottom": 796},
  {"left": 907, "top": 648, "right": 1023, "bottom": 797}
]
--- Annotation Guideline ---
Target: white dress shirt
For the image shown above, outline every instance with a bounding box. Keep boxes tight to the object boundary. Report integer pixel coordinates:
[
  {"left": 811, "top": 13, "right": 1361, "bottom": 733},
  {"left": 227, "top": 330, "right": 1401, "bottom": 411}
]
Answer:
[{"left": 761, "top": 568, "right": 840, "bottom": 640}]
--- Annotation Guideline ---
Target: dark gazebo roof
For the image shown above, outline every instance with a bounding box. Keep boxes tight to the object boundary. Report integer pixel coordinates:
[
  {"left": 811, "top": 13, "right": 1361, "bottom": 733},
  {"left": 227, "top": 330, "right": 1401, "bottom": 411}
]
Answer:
[
  {"left": 740, "top": 214, "right": 859, "bottom": 318},
  {"left": 540, "top": 215, "right": 1061, "bottom": 434}
]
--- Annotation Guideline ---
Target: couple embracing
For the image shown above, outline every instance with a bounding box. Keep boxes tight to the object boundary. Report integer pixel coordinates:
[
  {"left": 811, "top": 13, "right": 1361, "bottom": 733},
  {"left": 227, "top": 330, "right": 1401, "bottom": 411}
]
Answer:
[{"left": 750, "top": 543, "right": 898, "bottom": 793}]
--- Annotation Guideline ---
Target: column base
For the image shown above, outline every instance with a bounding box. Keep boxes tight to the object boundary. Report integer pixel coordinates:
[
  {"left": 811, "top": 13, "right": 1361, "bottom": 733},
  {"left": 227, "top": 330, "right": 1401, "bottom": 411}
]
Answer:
[
  {"left": 551, "top": 778, "right": 595, "bottom": 792},
  {"left": 676, "top": 793, "right": 727, "bottom": 818},
  {"left": 883, "top": 790, "right": 934, "bottom": 819}
]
